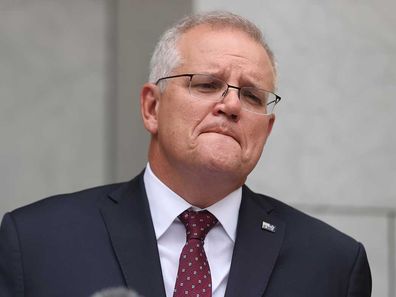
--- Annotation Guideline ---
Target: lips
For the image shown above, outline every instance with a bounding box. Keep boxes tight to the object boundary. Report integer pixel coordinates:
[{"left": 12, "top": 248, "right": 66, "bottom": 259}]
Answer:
[{"left": 200, "top": 123, "right": 241, "bottom": 144}]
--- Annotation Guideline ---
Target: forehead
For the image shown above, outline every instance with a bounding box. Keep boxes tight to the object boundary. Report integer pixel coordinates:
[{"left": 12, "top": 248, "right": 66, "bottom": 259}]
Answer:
[{"left": 176, "top": 24, "right": 275, "bottom": 88}]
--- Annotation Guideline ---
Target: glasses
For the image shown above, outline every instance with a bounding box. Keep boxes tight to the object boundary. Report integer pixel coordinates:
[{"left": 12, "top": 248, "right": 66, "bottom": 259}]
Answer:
[{"left": 155, "top": 73, "right": 281, "bottom": 115}]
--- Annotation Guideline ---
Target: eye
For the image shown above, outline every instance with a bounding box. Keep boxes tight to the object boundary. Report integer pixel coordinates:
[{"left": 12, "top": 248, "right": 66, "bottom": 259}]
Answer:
[
  {"left": 242, "top": 89, "right": 266, "bottom": 106},
  {"left": 190, "top": 75, "right": 223, "bottom": 93}
]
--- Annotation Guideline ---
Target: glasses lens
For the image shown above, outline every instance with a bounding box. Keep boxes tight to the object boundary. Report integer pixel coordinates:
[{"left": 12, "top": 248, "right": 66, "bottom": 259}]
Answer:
[
  {"left": 189, "top": 74, "right": 225, "bottom": 101},
  {"left": 240, "top": 87, "right": 278, "bottom": 114},
  {"left": 188, "top": 74, "right": 279, "bottom": 115}
]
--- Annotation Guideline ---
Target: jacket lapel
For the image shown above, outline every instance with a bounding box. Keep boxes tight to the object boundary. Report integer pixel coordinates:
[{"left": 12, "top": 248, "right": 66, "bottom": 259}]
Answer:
[
  {"left": 225, "top": 186, "right": 286, "bottom": 297},
  {"left": 99, "top": 172, "right": 166, "bottom": 297}
]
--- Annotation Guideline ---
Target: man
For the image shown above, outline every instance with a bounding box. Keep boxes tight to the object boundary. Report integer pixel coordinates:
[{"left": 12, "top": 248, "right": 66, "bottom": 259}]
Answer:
[{"left": 0, "top": 11, "right": 371, "bottom": 297}]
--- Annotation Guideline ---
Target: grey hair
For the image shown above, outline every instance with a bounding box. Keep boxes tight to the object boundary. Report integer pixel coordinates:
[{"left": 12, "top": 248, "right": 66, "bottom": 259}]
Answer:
[{"left": 148, "top": 11, "right": 277, "bottom": 86}]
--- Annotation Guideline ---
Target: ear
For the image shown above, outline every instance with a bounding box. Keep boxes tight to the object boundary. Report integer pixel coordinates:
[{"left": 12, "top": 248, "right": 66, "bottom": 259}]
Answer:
[
  {"left": 266, "top": 113, "right": 275, "bottom": 136},
  {"left": 140, "top": 83, "right": 160, "bottom": 134}
]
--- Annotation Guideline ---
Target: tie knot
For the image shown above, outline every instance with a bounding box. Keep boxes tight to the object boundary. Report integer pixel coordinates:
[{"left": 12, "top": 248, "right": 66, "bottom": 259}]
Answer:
[{"left": 179, "top": 210, "right": 218, "bottom": 241}]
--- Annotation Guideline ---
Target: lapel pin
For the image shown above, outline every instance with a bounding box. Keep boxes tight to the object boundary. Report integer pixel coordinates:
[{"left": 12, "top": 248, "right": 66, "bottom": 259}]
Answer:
[{"left": 261, "top": 221, "right": 276, "bottom": 233}]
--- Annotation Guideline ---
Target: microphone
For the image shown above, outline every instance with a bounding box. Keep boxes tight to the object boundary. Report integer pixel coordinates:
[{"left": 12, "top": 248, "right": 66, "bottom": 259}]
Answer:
[{"left": 90, "top": 287, "right": 143, "bottom": 297}]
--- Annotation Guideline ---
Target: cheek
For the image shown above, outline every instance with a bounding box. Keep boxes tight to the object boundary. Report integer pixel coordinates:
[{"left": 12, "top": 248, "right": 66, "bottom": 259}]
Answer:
[
  {"left": 156, "top": 101, "right": 203, "bottom": 149},
  {"left": 243, "top": 121, "right": 270, "bottom": 159},
  {"left": 175, "top": 101, "right": 213, "bottom": 134}
]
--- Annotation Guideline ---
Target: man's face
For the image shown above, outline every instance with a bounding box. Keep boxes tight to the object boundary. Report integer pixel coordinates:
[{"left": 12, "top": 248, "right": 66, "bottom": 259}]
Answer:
[{"left": 144, "top": 24, "right": 276, "bottom": 184}]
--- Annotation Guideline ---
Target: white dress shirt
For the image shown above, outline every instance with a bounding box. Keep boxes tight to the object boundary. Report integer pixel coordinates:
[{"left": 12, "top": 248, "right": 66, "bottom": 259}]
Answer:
[{"left": 144, "top": 163, "right": 242, "bottom": 297}]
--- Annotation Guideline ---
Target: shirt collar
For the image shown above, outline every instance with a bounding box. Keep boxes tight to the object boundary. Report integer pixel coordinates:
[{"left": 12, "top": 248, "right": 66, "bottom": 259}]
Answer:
[{"left": 144, "top": 163, "right": 242, "bottom": 242}]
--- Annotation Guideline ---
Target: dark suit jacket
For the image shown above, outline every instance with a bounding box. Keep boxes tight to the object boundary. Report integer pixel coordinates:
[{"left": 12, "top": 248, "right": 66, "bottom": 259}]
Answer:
[{"left": 0, "top": 172, "right": 371, "bottom": 297}]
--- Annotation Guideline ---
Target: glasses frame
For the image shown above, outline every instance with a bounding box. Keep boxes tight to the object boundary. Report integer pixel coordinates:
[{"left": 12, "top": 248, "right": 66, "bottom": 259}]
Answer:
[{"left": 155, "top": 73, "right": 281, "bottom": 115}]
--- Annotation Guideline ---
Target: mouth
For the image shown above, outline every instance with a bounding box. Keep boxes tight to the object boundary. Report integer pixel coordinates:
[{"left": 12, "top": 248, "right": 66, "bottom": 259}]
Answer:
[{"left": 201, "top": 125, "right": 240, "bottom": 145}]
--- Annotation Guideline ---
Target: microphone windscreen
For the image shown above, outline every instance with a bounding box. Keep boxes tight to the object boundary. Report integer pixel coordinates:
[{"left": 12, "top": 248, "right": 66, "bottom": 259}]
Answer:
[{"left": 90, "top": 287, "right": 143, "bottom": 297}]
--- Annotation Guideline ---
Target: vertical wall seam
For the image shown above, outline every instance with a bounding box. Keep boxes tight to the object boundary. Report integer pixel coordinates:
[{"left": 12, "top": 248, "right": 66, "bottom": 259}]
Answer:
[{"left": 105, "top": 0, "right": 118, "bottom": 183}]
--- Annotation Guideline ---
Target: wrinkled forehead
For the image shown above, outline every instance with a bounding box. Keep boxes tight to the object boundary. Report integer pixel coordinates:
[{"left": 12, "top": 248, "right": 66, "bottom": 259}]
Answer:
[
  {"left": 175, "top": 25, "right": 276, "bottom": 89},
  {"left": 179, "top": 23, "right": 274, "bottom": 66}
]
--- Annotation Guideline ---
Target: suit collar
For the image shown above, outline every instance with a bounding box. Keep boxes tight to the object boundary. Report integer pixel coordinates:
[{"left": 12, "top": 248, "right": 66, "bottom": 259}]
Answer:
[
  {"left": 225, "top": 186, "right": 286, "bottom": 297},
  {"left": 144, "top": 163, "right": 242, "bottom": 243},
  {"left": 100, "top": 173, "right": 285, "bottom": 297},
  {"left": 99, "top": 171, "right": 166, "bottom": 297}
]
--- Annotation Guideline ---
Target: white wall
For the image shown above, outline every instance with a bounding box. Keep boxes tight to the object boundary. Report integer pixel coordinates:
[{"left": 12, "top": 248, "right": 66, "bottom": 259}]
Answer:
[
  {"left": 0, "top": 0, "right": 110, "bottom": 217},
  {"left": 194, "top": 1, "right": 396, "bottom": 296}
]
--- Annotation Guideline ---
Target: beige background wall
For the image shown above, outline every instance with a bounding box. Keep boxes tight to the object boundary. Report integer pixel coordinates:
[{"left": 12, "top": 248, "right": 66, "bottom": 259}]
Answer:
[{"left": 1, "top": 1, "right": 394, "bottom": 296}]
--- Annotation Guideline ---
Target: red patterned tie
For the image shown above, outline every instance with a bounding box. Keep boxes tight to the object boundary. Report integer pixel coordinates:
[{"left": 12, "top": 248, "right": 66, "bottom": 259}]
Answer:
[{"left": 173, "top": 210, "right": 218, "bottom": 297}]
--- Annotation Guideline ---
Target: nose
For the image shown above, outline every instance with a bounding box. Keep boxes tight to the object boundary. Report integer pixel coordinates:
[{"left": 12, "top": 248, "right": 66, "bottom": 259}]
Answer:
[{"left": 213, "top": 86, "right": 242, "bottom": 121}]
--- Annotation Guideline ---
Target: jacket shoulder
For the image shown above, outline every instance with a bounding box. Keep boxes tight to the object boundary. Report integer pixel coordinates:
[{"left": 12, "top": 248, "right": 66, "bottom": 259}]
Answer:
[
  {"left": 243, "top": 186, "right": 372, "bottom": 296},
  {"left": 8, "top": 182, "right": 127, "bottom": 223},
  {"left": 244, "top": 186, "right": 361, "bottom": 250}
]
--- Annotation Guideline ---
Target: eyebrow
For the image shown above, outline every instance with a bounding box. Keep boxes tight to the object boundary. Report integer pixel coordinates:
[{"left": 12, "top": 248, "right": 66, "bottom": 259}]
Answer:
[{"left": 201, "top": 71, "right": 274, "bottom": 91}]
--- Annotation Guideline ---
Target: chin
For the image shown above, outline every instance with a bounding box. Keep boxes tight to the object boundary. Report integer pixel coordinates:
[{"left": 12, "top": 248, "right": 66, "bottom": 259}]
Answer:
[
  {"left": 197, "top": 151, "right": 245, "bottom": 177},
  {"left": 190, "top": 140, "right": 253, "bottom": 178}
]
